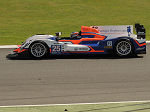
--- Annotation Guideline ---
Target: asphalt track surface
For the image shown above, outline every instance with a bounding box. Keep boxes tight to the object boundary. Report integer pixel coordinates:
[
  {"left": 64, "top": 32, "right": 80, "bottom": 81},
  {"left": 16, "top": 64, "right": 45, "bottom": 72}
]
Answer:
[{"left": 0, "top": 45, "right": 150, "bottom": 106}]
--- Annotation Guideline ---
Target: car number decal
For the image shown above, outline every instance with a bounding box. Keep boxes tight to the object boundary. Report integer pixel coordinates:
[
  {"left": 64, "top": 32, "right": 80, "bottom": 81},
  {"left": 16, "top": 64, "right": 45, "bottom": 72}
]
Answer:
[
  {"left": 51, "top": 45, "right": 62, "bottom": 54},
  {"left": 107, "top": 41, "right": 112, "bottom": 46}
]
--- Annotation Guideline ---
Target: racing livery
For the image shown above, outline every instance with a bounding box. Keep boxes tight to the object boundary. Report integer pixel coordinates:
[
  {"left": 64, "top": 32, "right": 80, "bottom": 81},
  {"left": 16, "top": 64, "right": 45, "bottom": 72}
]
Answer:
[{"left": 7, "top": 23, "right": 146, "bottom": 58}]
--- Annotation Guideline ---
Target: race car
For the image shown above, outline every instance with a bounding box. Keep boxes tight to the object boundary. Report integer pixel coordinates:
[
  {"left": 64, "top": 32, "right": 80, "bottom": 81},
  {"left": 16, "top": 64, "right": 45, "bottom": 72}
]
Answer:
[{"left": 6, "top": 23, "right": 146, "bottom": 59}]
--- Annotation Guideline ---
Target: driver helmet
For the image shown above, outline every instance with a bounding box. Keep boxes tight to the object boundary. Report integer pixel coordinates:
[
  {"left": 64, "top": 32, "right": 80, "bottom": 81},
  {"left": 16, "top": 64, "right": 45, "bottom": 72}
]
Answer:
[{"left": 71, "top": 32, "right": 79, "bottom": 38}]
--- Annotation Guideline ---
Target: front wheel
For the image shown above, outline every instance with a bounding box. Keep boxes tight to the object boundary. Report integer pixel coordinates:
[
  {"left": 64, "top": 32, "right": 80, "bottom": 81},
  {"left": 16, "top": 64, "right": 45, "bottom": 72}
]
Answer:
[
  {"left": 29, "top": 41, "right": 49, "bottom": 58},
  {"left": 115, "top": 40, "right": 133, "bottom": 57}
]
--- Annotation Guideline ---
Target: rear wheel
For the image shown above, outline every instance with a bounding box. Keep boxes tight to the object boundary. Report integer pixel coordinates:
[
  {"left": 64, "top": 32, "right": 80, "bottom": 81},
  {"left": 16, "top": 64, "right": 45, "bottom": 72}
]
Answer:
[
  {"left": 115, "top": 40, "right": 133, "bottom": 57},
  {"left": 29, "top": 41, "right": 49, "bottom": 58}
]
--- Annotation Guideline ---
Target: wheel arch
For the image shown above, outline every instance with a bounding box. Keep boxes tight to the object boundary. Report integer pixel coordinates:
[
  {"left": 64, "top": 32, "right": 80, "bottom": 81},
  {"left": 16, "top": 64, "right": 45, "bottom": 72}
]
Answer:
[
  {"left": 29, "top": 40, "right": 49, "bottom": 48},
  {"left": 113, "top": 37, "right": 135, "bottom": 50},
  {"left": 113, "top": 37, "right": 135, "bottom": 56},
  {"left": 29, "top": 40, "right": 50, "bottom": 58}
]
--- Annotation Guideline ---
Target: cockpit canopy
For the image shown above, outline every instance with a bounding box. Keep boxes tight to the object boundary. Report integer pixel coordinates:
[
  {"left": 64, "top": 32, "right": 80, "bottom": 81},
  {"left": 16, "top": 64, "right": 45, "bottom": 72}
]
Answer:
[
  {"left": 80, "top": 26, "right": 105, "bottom": 39},
  {"left": 67, "top": 26, "right": 105, "bottom": 39}
]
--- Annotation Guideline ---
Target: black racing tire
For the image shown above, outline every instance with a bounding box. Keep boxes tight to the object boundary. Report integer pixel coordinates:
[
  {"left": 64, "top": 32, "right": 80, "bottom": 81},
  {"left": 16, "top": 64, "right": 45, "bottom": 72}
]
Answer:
[
  {"left": 29, "top": 41, "right": 49, "bottom": 58},
  {"left": 114, "top": 40, "right": 134, "bottom": 57}
]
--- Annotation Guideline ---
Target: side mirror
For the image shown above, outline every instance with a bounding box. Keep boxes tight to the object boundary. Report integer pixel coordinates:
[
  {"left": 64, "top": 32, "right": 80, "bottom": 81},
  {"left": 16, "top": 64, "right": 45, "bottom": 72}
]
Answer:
[{"left": 55, "top": 32, "right": 62, "bottom": 37}]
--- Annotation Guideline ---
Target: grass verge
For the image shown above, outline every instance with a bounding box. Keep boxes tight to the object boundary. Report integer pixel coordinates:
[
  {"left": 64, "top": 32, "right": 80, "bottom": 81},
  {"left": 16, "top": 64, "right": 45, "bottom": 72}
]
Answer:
[{"left": 0, "top": 102, "right": 150, "bottom": 112}]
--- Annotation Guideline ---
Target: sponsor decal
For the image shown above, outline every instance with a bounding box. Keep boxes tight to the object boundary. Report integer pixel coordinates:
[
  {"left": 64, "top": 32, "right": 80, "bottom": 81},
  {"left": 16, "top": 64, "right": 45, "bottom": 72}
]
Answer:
[
  {"left": 91, "top": 25, "right": 133, "bottom": 36},
  {"left": 74, "top": 47, "right": 78, "bottom": 51},
  {"left": 79, "top": 48, "right": 89, "bottom": 50},
  {"left": 136, "top": 47, "right": 146, "bottom": 51},
  {"left": 74, "top": 47, "right": 89, "bottom": 51},
  {"left": 104, "top": 46, "right": 112, "bottom": 48},
  {"left": 127, "top": 26, "right": 132, "bottom": 36}
]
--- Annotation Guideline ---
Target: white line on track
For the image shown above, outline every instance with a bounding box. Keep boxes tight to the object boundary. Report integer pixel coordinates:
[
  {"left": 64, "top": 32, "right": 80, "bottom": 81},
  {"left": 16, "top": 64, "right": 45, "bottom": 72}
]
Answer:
[
  {"left": 147, "top": 41, "right": 150, "bottom": 43},
  {"left": 0, "top": 41, "right": 150, "bottom": 48},
  {"left": 0, "top": 100, "right": 150, "bottom": 108},
  {"left": 0, "top": 45, "right": 19, "bottom": 48}
]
